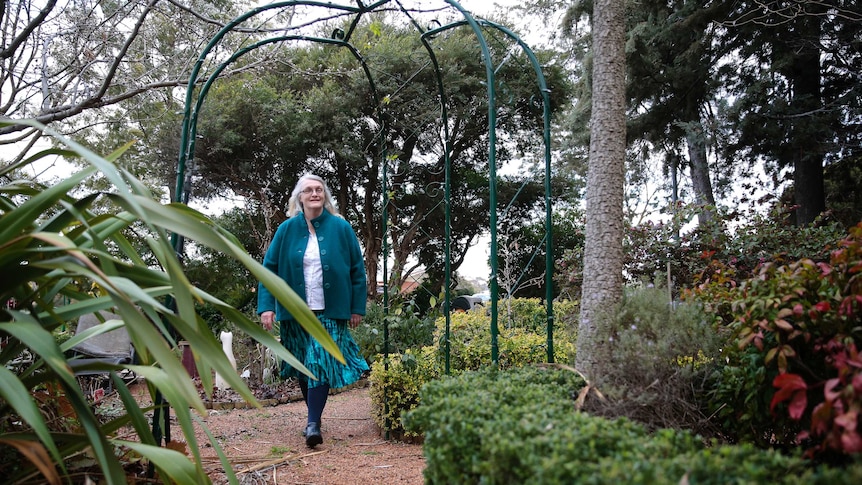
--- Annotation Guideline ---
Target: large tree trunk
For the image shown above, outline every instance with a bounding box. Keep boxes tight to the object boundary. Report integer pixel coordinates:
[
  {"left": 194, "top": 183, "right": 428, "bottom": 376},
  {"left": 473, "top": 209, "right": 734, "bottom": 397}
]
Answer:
[
  {"left": 576, "top": 0, "right": 627, "bottom": 382},
  {"left": 686, "top": 121, "right": 716, "bottom": 225},
  {"left": 359, "top": 172, "right": 382, "bottom": 302},
  {"left": 790, "top": 15, "right": 824, "bottom": 226}
]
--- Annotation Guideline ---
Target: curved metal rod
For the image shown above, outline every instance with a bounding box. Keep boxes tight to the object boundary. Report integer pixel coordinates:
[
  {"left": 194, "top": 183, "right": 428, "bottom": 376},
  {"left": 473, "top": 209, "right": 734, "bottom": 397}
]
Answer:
[
  {"left": 174, "top": 0, "right": 556, "bottom": 375},
  {"left": 176, "top": 1, "right": 394, "bottom": 201},
  {"left": 176, "top": 1, "right": 364, "bottom": 205},
  {"left": 181, "top": 35, "right": 382, "bottom": 188},
  {"left": 421, "top": 10, "right": 556, "bottom": 365},
  {"left": 484, "top": 20, "right": 556, "bottom": 362}
]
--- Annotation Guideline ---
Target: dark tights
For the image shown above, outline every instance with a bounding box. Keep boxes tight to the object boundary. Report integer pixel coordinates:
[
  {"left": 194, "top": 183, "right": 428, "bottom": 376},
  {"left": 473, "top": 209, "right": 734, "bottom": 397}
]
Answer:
[
  {"left": 307, "top": 384, "right": 329, "bottom": 424},
  {"left": 299, "top": 378, "right": 329, "bottom": 425},
  {"left": 299, "top": 378, "right": 308, "bottom": 402}
]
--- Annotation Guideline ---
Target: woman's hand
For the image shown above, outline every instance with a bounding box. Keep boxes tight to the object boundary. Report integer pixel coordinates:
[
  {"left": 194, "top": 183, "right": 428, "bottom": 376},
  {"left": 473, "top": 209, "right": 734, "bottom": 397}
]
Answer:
[
  {"left": 349, "top": 313, "right": 362, "bottom": 329},
  {"left": 260, "top": 311, "right": 275, "bottom": 331}
]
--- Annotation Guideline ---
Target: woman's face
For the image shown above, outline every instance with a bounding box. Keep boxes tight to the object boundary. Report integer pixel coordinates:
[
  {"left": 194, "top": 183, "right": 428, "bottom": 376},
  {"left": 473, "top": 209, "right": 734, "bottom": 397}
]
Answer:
[{"left": 300, "top": 180, "right": 326, "bottom": 212}]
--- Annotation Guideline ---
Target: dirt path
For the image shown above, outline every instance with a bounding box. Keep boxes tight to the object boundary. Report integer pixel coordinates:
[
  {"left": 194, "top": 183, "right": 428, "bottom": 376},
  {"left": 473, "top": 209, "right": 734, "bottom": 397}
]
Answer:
[{"left": 188, "top": 384, "right": 425, "bottom": 484}]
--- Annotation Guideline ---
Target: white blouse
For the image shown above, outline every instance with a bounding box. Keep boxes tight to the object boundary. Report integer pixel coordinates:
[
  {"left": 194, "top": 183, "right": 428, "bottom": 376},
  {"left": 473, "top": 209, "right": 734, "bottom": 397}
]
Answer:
[{"left": 303, "top": 235, "right": 325, "bottom": 311}]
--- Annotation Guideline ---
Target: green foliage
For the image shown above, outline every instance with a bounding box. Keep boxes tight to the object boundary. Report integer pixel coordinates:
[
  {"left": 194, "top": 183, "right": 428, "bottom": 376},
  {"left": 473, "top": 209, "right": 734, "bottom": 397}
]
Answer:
[
  {"left": 405, "top": 366, "right": 835, "bottom": 484},
  {"left": 585, "top": 286, "right": 724, "bottom": 434},
  {"left": 353, "top": 301, "right": 437, "bottom": 363},
  {"left": 0, "top": 120, "right": 336, "bottom": 483},
  {"left": 369, "top": 298, "right": 577, "bottom": 438},
  {"left": 368, "top": 347, "right": 440, "bottom": 440},
  {"left": 690, "top": 223, "right": 862, "bottom": 458},
  {"left": 618, "top": 204, "right": 846, "bottom": 296}
]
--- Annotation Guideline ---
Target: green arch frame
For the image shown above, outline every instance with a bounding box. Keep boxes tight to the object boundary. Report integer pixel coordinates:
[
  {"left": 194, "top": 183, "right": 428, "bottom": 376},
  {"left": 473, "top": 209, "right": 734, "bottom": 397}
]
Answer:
[{"left": 171, "top": 0, "right": 557, "bottom": 421}]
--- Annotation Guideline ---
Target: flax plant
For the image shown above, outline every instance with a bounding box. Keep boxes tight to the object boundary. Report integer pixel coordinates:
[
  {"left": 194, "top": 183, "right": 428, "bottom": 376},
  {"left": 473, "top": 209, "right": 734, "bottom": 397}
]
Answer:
[{"left": 0, "top": 119, "right": 342, "bottom": 484}]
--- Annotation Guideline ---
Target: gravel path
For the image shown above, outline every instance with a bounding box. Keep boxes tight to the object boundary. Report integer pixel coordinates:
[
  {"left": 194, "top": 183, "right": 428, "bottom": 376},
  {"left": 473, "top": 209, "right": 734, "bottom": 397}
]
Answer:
[{"left": 189, "top": 384, "right": 426, "bottom": 484}]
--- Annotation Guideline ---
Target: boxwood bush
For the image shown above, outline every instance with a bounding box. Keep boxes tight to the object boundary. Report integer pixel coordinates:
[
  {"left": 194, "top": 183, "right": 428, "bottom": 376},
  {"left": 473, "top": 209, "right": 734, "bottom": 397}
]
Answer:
[{"left": 404, "top": 366, "right": 862, "bottom": 484}]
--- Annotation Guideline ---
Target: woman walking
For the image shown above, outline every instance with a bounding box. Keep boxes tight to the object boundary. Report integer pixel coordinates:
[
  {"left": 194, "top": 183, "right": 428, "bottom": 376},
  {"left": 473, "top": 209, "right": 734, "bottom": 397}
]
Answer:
[{"left": 258, "top": 174, "right": 369, "bottom": 447}]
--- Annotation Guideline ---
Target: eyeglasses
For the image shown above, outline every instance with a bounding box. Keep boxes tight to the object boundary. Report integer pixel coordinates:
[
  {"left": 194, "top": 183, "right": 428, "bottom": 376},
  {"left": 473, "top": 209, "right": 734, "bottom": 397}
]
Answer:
[{"left": 301, "top": 186, "right": 325, "bottom": 195}]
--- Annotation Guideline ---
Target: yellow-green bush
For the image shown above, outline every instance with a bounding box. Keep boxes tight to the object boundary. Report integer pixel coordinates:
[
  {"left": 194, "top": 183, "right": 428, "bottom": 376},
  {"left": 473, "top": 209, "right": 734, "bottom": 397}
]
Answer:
[
  {"left": 370, "top": 298, "right": 577, "bottom": 438},
  {"left": 369, "top": 346, "right": 440, "bottom": 440},
  {"left": 436, "top": 310, "right": 576, "bottom": 373}
]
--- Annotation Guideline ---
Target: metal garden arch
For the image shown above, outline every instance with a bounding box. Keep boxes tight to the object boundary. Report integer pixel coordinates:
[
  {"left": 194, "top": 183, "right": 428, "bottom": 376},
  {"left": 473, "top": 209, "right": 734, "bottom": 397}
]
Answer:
[{"left": 168, "top": 0, "right": 556, "bottom": 442}]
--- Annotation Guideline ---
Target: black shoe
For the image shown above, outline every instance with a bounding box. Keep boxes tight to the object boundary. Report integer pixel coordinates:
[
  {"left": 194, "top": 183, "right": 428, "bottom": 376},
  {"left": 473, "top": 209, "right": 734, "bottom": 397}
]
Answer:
[
  {"left": 305, "top": 422, "right": 322, "bottom": 448},
  {"left": 301, "top": 420, "right": 321, "bottom": 437}
]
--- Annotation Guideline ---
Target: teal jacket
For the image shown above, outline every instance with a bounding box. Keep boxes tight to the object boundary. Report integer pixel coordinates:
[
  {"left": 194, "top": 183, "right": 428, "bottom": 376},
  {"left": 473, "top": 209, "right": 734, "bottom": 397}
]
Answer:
[{"left": 257, "top": 210, "right": 367, "bottom": 321}]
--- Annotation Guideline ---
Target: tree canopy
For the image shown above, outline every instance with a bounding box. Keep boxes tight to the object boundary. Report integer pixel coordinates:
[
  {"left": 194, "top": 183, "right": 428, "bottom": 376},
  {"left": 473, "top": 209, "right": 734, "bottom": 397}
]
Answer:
[{"left": 189, "top": 16, "right": 573, "bottom": 299}]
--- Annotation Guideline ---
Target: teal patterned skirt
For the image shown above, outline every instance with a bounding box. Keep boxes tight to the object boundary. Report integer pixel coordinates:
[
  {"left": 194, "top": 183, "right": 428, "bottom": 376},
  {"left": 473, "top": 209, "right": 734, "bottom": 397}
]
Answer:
[{"left": 279, "top": 314, "right": 369, "bottom": 390}]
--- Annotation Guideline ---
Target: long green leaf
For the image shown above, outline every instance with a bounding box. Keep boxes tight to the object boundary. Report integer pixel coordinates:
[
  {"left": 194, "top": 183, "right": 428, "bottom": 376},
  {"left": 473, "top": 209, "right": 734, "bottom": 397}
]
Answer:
[
  {"left": 0, "top": 314, "right": 127, "bottom": 482},
  {"left": 109, "top": 374, "right": 158, "bottom": 446},
  {"left": 0, "top": 166, "right": 95, "bottom": 243},
  {"left": 108, "top": 301, "right": 203, "bottom": 409},
  {"left": 3, "top": 120, "right": 137, "bottom": 199},
  {"left": 40, "top": 192, "right": 100, "bottom": 234},
  {"left": 0, "top": 366, "right": 64, "bottom": 469},
  {"left": 124, "top": 364, "right": 210, "bottom": 476},
  {"left": 36, "top": 293, "right": 161, "bottom": 325},
  {"left": 113, "top": 441, "right": 203, "bottom": 484}
]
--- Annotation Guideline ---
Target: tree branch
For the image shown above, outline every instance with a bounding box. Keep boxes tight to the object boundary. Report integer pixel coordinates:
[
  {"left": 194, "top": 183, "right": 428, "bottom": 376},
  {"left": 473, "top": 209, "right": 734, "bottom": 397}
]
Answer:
[{"left": 0, "top": 0, "right": 58, "bottom": 60}]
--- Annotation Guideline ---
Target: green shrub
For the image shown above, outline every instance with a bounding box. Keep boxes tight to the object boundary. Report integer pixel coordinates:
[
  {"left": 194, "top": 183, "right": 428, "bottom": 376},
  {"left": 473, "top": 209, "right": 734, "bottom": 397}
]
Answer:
[
  {"left": 584, "top": 285, "right": 724, "bottom": 435},
  {"left": 693, "top": 222, "right": 862, "bottom": 458},
  {"left": 789, "top": 460, "right": 862, "bottom": 484},
  {"left": 403, "top": 366, "right": 588, "bottom": 483},
  {"left": 405, "top": 366, "right": 830, "bottom": 484},
  {"left": 368, "top": 346, "right": 440, "bottom": 440}
]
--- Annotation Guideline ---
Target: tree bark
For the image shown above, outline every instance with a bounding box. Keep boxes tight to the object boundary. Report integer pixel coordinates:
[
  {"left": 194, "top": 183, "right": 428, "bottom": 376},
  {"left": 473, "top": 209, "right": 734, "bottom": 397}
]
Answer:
[
  {"left": 790, "top": 16, "right": 825, "bottom": 226},
  {"left": 576, "top": 0, "right": 627, "bottom": 382},
  {"left": 686, "top": 121, "right": 716, "bottom": 225}
]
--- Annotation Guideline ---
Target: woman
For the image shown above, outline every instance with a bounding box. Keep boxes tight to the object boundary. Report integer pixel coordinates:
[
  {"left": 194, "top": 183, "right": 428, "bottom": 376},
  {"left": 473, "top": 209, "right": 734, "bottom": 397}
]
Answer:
[{"left": 257, "top": 174, "right": 369, "bottom": 448}]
